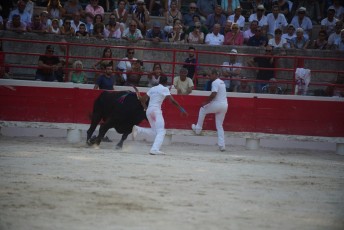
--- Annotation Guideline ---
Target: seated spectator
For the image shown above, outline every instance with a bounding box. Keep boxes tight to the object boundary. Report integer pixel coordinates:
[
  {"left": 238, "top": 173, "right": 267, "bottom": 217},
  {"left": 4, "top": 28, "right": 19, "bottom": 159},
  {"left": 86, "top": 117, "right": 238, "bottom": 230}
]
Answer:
[
  {"left": 168, "top": 18, "right": 185, "bottom": 38},
  {"left": 243, "top": 20, "right": 259, "bottom": 44},
  {"left": 60, "top": 18, "right": 75, "bottom": 36},
  {"left": 39, "top": 11, "right": 51, "bottom": 31},
  {"left": 71, "top": 11, "right": 85, "bottom": 32},
  {"left": 149, "top": 0, "right": 164, "bottom": 16},
  {"left": 249, "top": 4, "right": 268, "bottom": 33},
  {"left": 9, "top": 0, "right": 31, "bottom": 25},
  {"left": 113, "top": 0, "right": 128, "bottom": 27},
  {"left": 94, "top": 65, "right": 116, "bottom": 90},
  {"left": 330, "top": 0, "right": 344, "bottom": 21},
  {"left": 290, "top": 7, "right": 313, "bottom": 40},
  {"left": 122, "top": 20, "right": 143, "bottom": 42},
  {"left": 261, "top": 78, "right": 283, "bottom": 94},
  {"left": 205, "top": 23, "right": 224, "bottom": 45},
  {"left": 221, "top": 0, "right": 240, "bottom": 16},
  {"left": 24, "top": 0, "right": 35, "bottom": 21},
  {"left": 168, "top": 24, "right": 186, "bottom": 43},
  {"left": 47, "top": 0, "right": 65, "bottom": 22},
  {"left": 291, "top": 28, "right": 310, "bottom": 49},
  {"left": 186, "top": 21, "right": 205, "bottom": 44},
  {"left": 328, "top": 21, "right": 343, "bottom": 49},
  {"left": 221, "top": 20, "right": 232, "bottom": 35},
  {"left": 104, "top": 19, "right": 122, "bottom": 39},
  {"left": 205, "top": 4, "right": 226, "bottom": 33},
  {"left": 27, "top": 14, "right": 47, "bottom": 33},
  {"left": 221, "top": 48, "right": 242, "bottom": 92},
  {"left": 299, "top": 0, "right": 322, "bottom": 24},
  {"left": 321, "top": 7, "right": 339, "bottom": 36},
  {"left": 233, "top": 77, "right": 254, "bottom": 93},
  {"left": 247, "top": 45, "right": 276, "bottom": 93},
  {"left": 268, "top": 28, "right": 288, "bottom": 48},
  {"left": 48, "top": 18, "right": 61, "bottom": 34},
  {"left": 6, "top": 15, "right": 27, "bottom": 32},
  {"left": 183, "top": 46, "right": 198, "bottom": 80},
  {"left": 173, "top": 68, "right": 194, "bottom": 95},
  {"left": 93, "top": 47, "right": 114, "bottom": 81},
  {"left": 282, "top": 24, "right": 296, "bottom": 48},
  {"left": 163, "top": 0, "right": 182, "bottom": 34},
  {"left": 228, "top": 6, "right": 245, "bottom": 30},
  {"left": 91, "top": 22, "right": 105, "bottom": 39},
  {"left": 333, "top": 29, "right": 344, "bottom": 51},
  {"left": 247, "top": 26, "right": 268, "bottom": 47},
  {"left": 132, "top": 0, "right": 150, "bottom": 35},
  {"left": 68, "top": 60, "right": 87, "bottom": 83},
  {"left": 35, "top": 45, "right": 63, "bottom": 82},
  {"left": 165, "top": 0, "right": 181, "bottom": 12},
  {"left": 126, "top": 59, "right": 144, "bottom": 86},
  {"left": 75, "top": 23, "right": 89, "bottom": 36},
  {"left": 147, "top": 63, "right": 164, "bottom": 87},
  {"left": 145, "top": 22, "right": 166, "bottom": 43},
  {"left": 186, "top": 16, "right": 208, "bottom": 35},
  {"left": 63, "top": 0, "right": 84, "bottom": 19},
  {"left": 183, "top": 2, "right": 200, "bottom": 30},
  {"left": 116, "top": 48, "right": 137, "bottom": 85},
  {"left": 85, "top": 0, "right": 105, "bottom": 19},
  {"left": 311, "top": 29, "right": 328, "bottom": 50},
  {"left": 197, "top": 0, "right": 217, "bottom": 20},
  {"left": 224, "top": 23, "right": 244, "bottom": 45},
  {"left": 266, "top": 5, "right": 288, "bottom": 39}
]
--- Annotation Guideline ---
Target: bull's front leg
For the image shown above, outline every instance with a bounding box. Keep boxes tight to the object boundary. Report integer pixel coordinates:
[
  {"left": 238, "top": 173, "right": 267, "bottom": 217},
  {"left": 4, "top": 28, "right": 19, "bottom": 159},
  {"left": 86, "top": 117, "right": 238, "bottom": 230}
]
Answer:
[
  {"left": 94, "top": 121, "right": 113, "bottom": 147},
  {"left": 116, "top": 132, "right": 130, "bottom": 149},
  {"left": 87, "top": 112, "right": 102, "bottom": 145}
]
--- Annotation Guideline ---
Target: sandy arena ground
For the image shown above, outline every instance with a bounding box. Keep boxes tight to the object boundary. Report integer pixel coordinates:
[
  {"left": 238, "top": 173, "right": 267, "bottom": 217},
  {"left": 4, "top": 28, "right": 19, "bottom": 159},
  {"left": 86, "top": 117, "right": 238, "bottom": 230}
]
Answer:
[{"left": 0, "top": 136, "right": 344, "bottom": 230}]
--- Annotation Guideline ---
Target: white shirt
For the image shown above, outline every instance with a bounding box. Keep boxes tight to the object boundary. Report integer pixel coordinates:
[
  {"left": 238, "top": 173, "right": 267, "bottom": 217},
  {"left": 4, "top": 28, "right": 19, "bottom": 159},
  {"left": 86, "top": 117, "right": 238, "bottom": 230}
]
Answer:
[
  {"left": 290, "top": 16, "right": 313, "bottom": 40},
  {"left": 321, "top": 17, "right": 339, "bottom": 36},
  {"left": 71, "top": 20, "right": 85, "bottom": 32},
  {"left": 249, "top": 14, "right": 268, "bottom": 27},
  {"left": 328, "top": 32, "right": 341, "bottom": 46},
  {"left": 205, "top": 32, "right": 224, "bottom": 45},
  {"left": 268, "top": 37, "right": 287, "bottom": 48},
  {"left": 266, "top": 13, "right": 288, "bottom": 36},
  {"left": 117, "top": 57, "right": 137, "bottom": 81},
  {"left": 243, "top": 29, "right": 255, "bottom": 42},
  {"left": 228, "top": 15, "right": 246, "bottom": 28},
  {"left": 173, "top": 76, "right": 194, "bottom": 94},
  {"left": 282, "top": 33, "right": 296, "bottom": 48},
  {"left": 221, "top": 61, "right": 242, "bottom": 88},
  {"left": 211, "top": 78, "right": 227, "bottom": 104},
  {"left": 147, "top": 84, "right": 171, "bottom": 109}
]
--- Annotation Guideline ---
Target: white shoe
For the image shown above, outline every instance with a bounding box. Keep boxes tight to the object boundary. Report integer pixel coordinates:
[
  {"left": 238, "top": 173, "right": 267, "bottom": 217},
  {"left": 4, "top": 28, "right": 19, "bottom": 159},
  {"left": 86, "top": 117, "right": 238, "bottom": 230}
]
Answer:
[
  {"left": 219, "top": 146, "right": 226, "bottom": 152},
  {"left": 191, "top": 124, "right": 201, "bottom": 135},
  {"left": 149, "top": 150, "right": 165, "bottom": 155},
  {"left": 132, "top": 125, "right": 138, "bottom": 140}
]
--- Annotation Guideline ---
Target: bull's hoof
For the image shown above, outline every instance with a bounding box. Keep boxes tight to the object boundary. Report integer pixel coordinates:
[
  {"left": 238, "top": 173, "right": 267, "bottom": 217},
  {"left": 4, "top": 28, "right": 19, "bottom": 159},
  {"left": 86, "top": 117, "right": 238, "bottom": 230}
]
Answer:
[
  {"left": 92, "top": 144, "right": 100, "bottom": 149},
  {"left": 87, "top": 136, "right": 97, "bottom": 146},
  {"left": 115, "top": 145, "right": 122, "bottom": 150}
]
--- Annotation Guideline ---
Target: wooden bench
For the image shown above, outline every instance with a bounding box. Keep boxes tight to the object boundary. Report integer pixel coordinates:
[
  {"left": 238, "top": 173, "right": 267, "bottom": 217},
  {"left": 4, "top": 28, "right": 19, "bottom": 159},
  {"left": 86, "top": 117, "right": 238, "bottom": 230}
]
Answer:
[{"left": 1, "top": 121, "right": 344, "bottom": 155}]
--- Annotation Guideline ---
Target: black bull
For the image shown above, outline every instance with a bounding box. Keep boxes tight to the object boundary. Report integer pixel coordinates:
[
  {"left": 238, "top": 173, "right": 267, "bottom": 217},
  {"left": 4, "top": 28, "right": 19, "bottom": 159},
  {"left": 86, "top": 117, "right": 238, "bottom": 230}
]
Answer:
[{"left": 86, "top": 91, "right": 147, "bottom": 149}]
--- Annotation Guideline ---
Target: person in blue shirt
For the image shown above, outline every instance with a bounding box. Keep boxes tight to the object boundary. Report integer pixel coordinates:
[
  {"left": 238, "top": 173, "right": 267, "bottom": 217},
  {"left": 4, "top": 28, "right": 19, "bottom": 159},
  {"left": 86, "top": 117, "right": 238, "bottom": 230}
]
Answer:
[{"left": 94, "top": 65, "right": 116, "bottom": 90}]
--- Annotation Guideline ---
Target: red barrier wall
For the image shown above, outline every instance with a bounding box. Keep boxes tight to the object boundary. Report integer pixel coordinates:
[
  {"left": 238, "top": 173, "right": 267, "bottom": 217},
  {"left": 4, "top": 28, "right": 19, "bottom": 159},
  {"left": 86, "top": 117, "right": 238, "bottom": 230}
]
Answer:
[{"left": 1, "top": 85, "right": 344, "bottom": 137}]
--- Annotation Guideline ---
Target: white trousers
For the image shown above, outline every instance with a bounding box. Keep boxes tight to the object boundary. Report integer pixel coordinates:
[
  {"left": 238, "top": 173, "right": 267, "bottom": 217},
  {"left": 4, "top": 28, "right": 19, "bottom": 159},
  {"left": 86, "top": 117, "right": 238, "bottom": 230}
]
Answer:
[
  {"left": 195, "top": 102, "right": 228, "bottom": 147},
  {"left": 137, "top": 107, "right": 166, "bottom": 152}
]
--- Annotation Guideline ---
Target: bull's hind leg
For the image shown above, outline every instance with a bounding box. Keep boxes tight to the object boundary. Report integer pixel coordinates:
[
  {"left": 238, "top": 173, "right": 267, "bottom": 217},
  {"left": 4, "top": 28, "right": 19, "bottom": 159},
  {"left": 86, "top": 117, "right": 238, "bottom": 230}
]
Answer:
[
  {"left": 116, "top": 132, "right": 130, "bottom": 149},
  {"left": 87, "top": 111, "right": 103, "bottom": 145},
  {"left": 93, "top": 120, "right": 113, "bottom": 146}
]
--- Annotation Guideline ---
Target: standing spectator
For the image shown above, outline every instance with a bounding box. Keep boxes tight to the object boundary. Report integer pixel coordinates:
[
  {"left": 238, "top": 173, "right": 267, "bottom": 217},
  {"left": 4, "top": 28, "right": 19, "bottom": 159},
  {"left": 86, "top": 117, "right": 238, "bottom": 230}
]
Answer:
[
  {"left": 223, "top": 23, "right": 244, "bottom": 45},
  {"left": 221, "top": 48, "right": 242, "bottom": 92},
  {"left": 126, "top": 59, "right": 144, "bottom": 86},
  {"left": 243, "top": 20, "right": 259, "bottom": 44},
  {"left": 321, "top": 7, "right": 339, "bottom": 36},
  {"left": 27, "top": 14, "right": 47, "bottom": 33},
  {"left": 168, "top": 24, "right": 186, "bottom": 43},
  {"left": 47, "top": 0, "right": 65, "bottom": 22},
  {"left": 183, "top": 46, "right": 198, "bottom": 80},
  {"left": 71, "top": 11, "right": 85, "bottom": 32},
  {"left": 266, "top": 5, "right": 288, "bottom": 39},
  {"left": 191, "top": 68, "right": 228, "bottom": 152},
  {"left": 35, "top": 45, "right": 63, "bottom": 82},
  {"left": 6, "top": 15, "right": 27, "bottom": 32},
  {"left": 228, "top": 6, "right": 246, "bottom": 30},
  {"left": 247, "top": 45, "right": 276, "bottom": 93},
  {"left": 145, "top": 22, "right": 166, "bottom": 43},
  {"left": 268, "top": 28, "right": 288, "bottom": 48},
  {"left": 221, "top": 0, "right": 240, "bottom": 16},
  {"left": 205, "top": 5, "right": 227, "bottom": 33},
  {"left": 116, "top": 48, "right": 137, "bottom": 85},
  {"left": 282, "top": 23, "right": 296, "bottom": 48},
  {"left": 68, "top": 60, "right": 88, "bottom": 83},
  {"left": 197, "top": 0, "right": 217, "bottom": 19},
  {"left": 328, "top": 21, "right": 343, "bottom": 49},
  {"left": 132, "top": 0, "right": 150, "bottom": 35},
  {"left": 75, "top": 23, "right": 89, "bottom": 36},
  {"left": 173, "top": 68, "right": 194, "bottom": 95},
  {"left": 290, "top": 27, "right": 310, "bottom": 49},
  {"left": 290, "top": 7, "right": 313, "bottom": 40},
  {"left": 147, "top": 63, "right": 164, "bottom": 87},
  {"left": 94, "top": 65, "right": 116, "bottom": 90},
  {"left": 310, "top": 29, "right": 328, "bottom": 50},
  {"left": 186, "top": 21, "right": 205, "bottom": 44},
  {"left": 93, "top": 47, "right": 114, "bottom": 81},
  {"left": 333, "top": 29, "right": 344, "bottom": 51},
  {"left": 122, "top": 20, "right": 143, "bottom": 42},
  {"left": 60, "top": 18, "right": 75, "bottom": 36},
  {"left": 9, "top": 0, "right": 31, "bottom": 25},
  {"left": 205, "top": 23, "right": 224, "bottom": 45},
  {"left": 48, "top": 18, "right": 61, "bottom": 34},
  {"left": 163, "top": 0, "right": 182, "bottom": 34},
  {"left": 183, "top": 2, "right": 200, "bottom": 30},
  {"left": 113, "top": 0, "right": 128, "bottom": 28},
  {"left": 132, "top": 76, "right": 187, "bottom": 155},
  {"left": 247, "top": 26, "right": 268, "bottom": 46},
  {"left": 249, "top": 4, "right": 268, "bottom": 33},
  {"left": 63, "top": 0, "right": 84, "bottom": 19}
]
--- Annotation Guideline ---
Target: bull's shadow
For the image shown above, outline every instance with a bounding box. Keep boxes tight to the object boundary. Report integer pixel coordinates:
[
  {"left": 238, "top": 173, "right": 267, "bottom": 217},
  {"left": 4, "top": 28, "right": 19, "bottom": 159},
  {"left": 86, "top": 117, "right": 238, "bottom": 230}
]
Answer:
[{"left": 87, "top": 91, "right": 148, "bottom": 149}]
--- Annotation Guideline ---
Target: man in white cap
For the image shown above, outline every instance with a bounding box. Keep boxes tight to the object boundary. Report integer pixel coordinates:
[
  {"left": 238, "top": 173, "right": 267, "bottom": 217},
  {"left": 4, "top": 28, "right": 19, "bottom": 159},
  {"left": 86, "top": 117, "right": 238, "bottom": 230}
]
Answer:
[
  {"left": 249, "top": 4, "right": 268, "bottom": 32},
  {"left": 290, "top": 7, "right": 313, "bottom": 40},
  {"left": 192, "top": 68, "right": 228, "bottom": 152},
  {"left": 221, "top": 48, "right": 242, "bottom": 92}
]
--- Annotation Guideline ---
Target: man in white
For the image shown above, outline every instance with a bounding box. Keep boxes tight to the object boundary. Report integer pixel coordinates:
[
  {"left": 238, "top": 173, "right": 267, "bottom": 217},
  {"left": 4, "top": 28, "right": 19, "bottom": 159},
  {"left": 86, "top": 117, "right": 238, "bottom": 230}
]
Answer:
[
  {"left": 221, "top": 49, "right": 242, "bottom": 91},
  {"left": 192, "top": 69, "right": 228, "bottom": 152},
  {"left": 71, "top": 11, "right": 85, "bottom": 32},
  {"left": 328, "top": 21, "right": 343, "bottom": 48},
  {"left": 266, "top": 5, "right": 288, "bottom": 38},
  {"left": 132, "top": 76, "right": 187, "bottom": 155},
  {"left": 205, "top": 23, "right": 224, "bottom": 45},
  {"left": 243, "top": 20, "right": 258, "bottom": 44},
  {"left": 228, "top": 6, "right": 245, "bottom": 29},
  {"left": 117, "top": 48, "right": 137, "bottom": 85},
  {"left": 321, "top": 7, "right": 339, "bottom": 36},
  {"left": 290, "top": 7, "right": 313, "bottom": 40},
  {"left": 173, "top": 68, "right": 194, "bottom": 95},
  {"left": 249, "top": 4, "right": 268, "bottom": 31}
]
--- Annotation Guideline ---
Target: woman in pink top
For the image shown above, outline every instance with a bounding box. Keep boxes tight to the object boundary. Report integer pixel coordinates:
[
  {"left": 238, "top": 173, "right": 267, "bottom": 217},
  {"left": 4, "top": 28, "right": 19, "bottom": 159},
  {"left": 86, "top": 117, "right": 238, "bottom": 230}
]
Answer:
[{"left": 224, "top": 23, "right": 244, "bottom": 45}]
